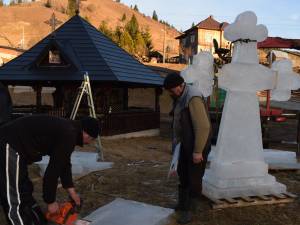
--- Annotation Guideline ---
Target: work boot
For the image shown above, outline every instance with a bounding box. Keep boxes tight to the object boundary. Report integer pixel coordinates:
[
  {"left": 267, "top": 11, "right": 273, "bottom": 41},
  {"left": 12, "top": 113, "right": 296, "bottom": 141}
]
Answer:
[
  {"left": 177, "top": 210, "right": 192, "bottom": 224},
  {"left": 176, "top": 187, "right": 192, "bottom": 224},
  {"left": 190, "top": 197, "right": 200, "bottom": 212}
]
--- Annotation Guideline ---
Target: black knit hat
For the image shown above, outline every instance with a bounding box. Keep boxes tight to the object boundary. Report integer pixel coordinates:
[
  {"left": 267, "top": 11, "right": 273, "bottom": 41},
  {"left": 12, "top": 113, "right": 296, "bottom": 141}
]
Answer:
[
  {"left": 163, "top": 73, "right": 184, "bottom": 89},
  {"left": 80, "top": 116, "right": 100, "bottom": 138}
]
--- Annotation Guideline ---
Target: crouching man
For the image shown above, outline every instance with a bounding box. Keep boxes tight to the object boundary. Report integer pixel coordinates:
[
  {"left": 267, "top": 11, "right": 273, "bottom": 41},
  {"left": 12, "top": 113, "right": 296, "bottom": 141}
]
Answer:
[
  {"left": 0, "top": 115, "right": 100, "bottom": 225},
  {"left": 164, "top": 73, "right": 212, "bottom": 224}
]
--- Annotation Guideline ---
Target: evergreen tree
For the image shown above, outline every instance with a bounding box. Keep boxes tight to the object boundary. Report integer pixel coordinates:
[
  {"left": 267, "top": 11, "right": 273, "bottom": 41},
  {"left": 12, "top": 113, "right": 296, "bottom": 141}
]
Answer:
[
  {"left": 125, "top": 15, "right": 139, "bottom": 41},
  {"left": 133, "top": 4, "right": 139, "bottom": 12},
  {"left": 120, "top": 30, "right": 134, "bottom": 54},
  {"left": 67, "top": 0, "right": 77, "bottom": 17},
  {"left": 135, "top": 32, "right": 146, "bottom": 57},
  {"left": 98, "top": 21, "right": 114, "bottom": 40},
  {"left": 121, "top": 13, "right": 126, "bottom": 22},
  {"left": 141, "top": 28, "right": 153, "bottom": 55},
  {"left": 152, "top": 10, "right": 158, "bottom": 21},
  {"left": 84, "top": 16, "right": 90, "bottom": 23},
  {"left": 45, "top": 0, "right": 51, "bottom": 8},
  {"left": 113, "top": 26, "right": 123, "bottom": 45},
  {"left": 95, "top": 14, "right": 153, "bottom": 58},
  {"left": 191, "top": 22, "right": 195, "bottom": 27}
]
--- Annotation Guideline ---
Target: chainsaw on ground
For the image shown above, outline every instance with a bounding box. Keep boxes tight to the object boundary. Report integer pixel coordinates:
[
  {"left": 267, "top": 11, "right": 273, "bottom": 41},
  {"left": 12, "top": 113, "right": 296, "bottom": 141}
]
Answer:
[{"left": 45, "top": 198, "right": 82, "bottom": 225}]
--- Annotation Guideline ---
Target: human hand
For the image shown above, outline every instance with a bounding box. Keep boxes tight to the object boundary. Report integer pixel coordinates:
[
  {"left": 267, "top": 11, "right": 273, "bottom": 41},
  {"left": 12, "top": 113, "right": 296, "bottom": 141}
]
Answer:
[
  {"left": 68, "top": 188, "right": 81, "bottom": 206},
  {"left": 169, "top": 170, "right": 177, "bottom": 177},
  {"left": 47, "top": 202, "right": 59, "bottom": 214},
  {"left": 193, "top": 153, "right": 203, "bottom": 164}
]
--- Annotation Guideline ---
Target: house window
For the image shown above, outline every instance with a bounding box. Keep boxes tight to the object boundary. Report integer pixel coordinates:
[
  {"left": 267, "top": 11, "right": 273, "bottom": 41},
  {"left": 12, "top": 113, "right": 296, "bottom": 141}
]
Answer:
[
  {"left": 205, "top": 33, "right": 213, "bottom": 44},
  {"left": 49, "top": 50, "right": 61, "bottom": 64},
  {"left": 190, "top": 34, "right": 195, "bottom": 43},
  {"left": 37, "top": 46, "right": 70, "bottom": 68},
  {"left": 182, "top": 38, "right": 186, "bottom": 46}
]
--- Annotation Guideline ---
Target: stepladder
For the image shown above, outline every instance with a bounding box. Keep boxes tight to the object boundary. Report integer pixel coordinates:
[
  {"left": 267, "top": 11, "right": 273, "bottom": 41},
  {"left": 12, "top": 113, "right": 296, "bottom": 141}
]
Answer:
[{"left": 70, "top": 72, "right": 104, "bottom": 161}]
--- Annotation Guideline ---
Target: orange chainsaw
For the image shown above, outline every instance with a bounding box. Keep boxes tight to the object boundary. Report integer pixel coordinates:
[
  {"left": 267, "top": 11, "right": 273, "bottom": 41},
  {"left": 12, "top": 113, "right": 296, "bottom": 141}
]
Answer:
[{"left": 45, "top": 199, "right": 81, "bottom": 225}]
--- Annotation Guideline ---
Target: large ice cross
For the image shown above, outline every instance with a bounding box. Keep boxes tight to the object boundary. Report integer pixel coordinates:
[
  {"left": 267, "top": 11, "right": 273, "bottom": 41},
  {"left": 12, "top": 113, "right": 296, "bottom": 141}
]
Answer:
[{"left": 199, "top": 11, "right": 300, "bottom": 199}]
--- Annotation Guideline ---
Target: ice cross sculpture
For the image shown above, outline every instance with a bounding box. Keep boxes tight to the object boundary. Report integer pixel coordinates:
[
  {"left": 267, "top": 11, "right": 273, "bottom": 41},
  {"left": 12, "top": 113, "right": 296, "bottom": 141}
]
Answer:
[
  {"left": 181, "top": 51, "right": 214, "bottom": 98},
  {"left": 202, "top": 11, "right": 289, "bottom": 199},
  {"left": 271, "top": 59, "right": 300, "bottom": 101}
]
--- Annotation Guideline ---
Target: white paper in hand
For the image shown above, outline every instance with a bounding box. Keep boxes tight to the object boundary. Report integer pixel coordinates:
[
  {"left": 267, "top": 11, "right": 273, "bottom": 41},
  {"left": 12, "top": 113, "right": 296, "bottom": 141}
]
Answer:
[{"left": 168, "top": 143, "right": 181, "bottom": 178}]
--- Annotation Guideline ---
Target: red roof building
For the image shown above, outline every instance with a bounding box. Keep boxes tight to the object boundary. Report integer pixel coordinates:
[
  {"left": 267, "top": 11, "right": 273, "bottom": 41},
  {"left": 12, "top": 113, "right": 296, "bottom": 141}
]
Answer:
[{"left": 258, "top": 37, "right": 293, "bottom": 48}]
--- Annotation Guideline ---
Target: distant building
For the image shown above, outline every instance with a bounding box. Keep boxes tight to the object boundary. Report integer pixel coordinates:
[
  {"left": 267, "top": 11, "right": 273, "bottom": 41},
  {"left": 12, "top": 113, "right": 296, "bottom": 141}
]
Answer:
[
  {"left": 258, "top": 37, "right": 300, "bottom": 70},
  {"left": 176, "top": 15, "right": 230, "bottom": 64}
]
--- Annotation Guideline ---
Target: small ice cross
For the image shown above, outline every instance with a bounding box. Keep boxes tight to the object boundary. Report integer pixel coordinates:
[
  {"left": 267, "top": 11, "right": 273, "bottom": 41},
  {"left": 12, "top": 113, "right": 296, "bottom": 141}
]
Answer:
[{"left": 271, "top": 59, "right": 300, "bottom": 101}]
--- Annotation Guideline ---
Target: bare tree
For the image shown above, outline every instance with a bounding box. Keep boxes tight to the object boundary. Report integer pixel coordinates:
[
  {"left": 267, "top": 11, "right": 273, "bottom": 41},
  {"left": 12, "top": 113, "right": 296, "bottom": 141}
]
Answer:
[{"left": 0, "top": 34, "right": 15, "bottom": 48}]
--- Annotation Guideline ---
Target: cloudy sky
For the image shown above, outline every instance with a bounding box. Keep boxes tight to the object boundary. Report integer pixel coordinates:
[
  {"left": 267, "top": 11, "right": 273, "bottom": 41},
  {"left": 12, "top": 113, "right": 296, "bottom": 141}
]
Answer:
[{"left": 121, "top": 0, "right": 300, "bottom": 38}]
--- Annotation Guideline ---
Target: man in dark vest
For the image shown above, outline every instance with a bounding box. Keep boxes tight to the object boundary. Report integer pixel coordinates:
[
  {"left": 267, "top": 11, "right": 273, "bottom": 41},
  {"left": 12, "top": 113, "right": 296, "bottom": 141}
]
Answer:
[
  {"left": 164, "top": 73, "right": 212, "bottom": 224},
  {"left": 0, "top": 115, "right": 100, "bottom": 225}
]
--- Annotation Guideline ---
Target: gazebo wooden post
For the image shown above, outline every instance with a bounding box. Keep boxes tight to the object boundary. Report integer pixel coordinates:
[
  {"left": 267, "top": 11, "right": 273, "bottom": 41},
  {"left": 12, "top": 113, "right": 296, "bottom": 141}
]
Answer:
[
  {"left": 35, "top": 84, "right": 42, "bottom": 113},
  {"left": 123, "top": 87, "right": 128, "bottom": 110},
  {"left": 155, "top": 87, "right": 162, "bottom": 113}
]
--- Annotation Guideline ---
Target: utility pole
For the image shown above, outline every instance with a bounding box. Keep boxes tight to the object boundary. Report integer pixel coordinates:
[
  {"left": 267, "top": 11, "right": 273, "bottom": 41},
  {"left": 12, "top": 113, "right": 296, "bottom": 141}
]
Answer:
[
  {"left": 17, "top": 21, "right": 30, "bottom": 50},
  {"left": 20, "top": 26, "right": 24, "bottom": 49},
  {"left": 163, "top": 23, "right": 166, "bottom": 63}
]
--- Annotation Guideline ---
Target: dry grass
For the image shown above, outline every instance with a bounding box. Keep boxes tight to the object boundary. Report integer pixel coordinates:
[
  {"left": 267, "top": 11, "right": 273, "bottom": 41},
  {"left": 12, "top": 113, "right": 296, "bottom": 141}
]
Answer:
[
  {"left": 1, "top": 135, "right": 299, "bottom": 225},
  {"left": 0, "top": 0, "right": 180, "bottom": 53}
]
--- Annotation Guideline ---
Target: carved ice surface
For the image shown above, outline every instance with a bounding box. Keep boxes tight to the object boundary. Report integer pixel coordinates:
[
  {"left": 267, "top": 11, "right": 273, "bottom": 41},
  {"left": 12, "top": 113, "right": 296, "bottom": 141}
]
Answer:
[
  {"left": 224, "top": 11, "right": 268, "bottom": 64},
  {"left": 36, "top": 151, "right": 113, "bottom": 177},
  {"left": 224, "top": 11, "right": 268, "bottom": 43},
  {"left": 271, "top": 59, "right": 300, "bottom": 101},
  {"left": 83, "top": 198, "right": 173, "bottom": 225},
  {"left": 202, "top": 11, "right": 287, "bottom": 200},
  {"left": 181, "top": 52, "right": 214, "bottom": 97}
]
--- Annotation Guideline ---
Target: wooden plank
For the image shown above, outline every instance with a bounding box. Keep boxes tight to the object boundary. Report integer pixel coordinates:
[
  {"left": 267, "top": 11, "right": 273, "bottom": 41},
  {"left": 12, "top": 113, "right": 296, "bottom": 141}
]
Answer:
[
  {"left": 212, "top": 197, "right": 295, "bottom": 209},
  {"left": 272, "top": 194, "right": 286, "bottom": 199},
  {"left": 210, "top": 193, "right": 297, "bottom": 209},
  {"left": 210, "top": 198, "right": 224, "bottom": 205},
  {"left": 240, "top": 196, "right": 255, "bottom": 202},
  {"left": 283, "top": 192, "right": 298, "bottom": 198},
  {"left": 256, "top": 195, "right": 272, "bottom": 201},
  {"left": 223, "top": 198, "right": 238, "bottom": 204}
]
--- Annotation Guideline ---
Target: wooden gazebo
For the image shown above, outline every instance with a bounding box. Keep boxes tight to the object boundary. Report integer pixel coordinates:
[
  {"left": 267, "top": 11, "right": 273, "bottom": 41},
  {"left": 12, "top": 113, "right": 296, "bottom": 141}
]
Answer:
[{"left": 0, "top": 15, "right": 163, "bottom": 136}]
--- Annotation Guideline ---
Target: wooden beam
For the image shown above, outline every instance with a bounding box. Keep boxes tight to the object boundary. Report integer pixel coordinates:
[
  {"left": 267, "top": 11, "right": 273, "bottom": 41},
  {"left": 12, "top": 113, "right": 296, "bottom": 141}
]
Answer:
[{"left": 211, "top": 193, "right": 296, "bottom": 209}]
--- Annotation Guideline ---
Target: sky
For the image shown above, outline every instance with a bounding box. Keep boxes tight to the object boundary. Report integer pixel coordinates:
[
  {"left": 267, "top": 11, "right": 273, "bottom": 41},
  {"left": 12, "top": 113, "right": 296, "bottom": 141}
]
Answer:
[
  {"left": 3, "top": 0, "right": 300, "bottom": 38},
  {"left": 121, "top": 0, "right": 300, "bottom": 39}
]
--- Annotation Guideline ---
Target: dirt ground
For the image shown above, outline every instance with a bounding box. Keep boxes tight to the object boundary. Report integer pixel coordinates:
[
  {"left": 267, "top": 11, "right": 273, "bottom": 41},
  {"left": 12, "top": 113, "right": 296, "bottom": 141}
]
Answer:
[{"left": 1, "top": 123, "right": 300, "bottom": 225}]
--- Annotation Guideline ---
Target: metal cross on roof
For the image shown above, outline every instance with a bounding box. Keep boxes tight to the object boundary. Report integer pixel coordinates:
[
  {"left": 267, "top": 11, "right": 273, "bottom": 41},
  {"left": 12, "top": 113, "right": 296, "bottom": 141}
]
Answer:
[{"left": 44, "top": 13, "right": 63, "bottom": 32}]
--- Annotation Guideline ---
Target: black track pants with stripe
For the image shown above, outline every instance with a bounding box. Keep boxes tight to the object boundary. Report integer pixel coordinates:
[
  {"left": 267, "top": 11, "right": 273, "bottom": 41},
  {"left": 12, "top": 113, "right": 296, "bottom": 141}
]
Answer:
[{"left": 0, "top": 143, "right": 47, "bottom": 225}]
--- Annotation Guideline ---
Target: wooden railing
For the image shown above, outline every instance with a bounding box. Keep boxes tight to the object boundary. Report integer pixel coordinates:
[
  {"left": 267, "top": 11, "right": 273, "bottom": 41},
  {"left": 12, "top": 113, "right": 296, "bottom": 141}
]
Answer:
[
  {"left": 12, "top": 106, "right": 160, "bottom": 137},
  {"left": 101, "top": 111, "right": 160, "bottom": 136}
]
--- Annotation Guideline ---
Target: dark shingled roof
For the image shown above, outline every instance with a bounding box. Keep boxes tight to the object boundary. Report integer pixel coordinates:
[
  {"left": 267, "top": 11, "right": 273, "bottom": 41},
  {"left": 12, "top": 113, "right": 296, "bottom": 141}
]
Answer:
[{"left": 0, "top": 15, "right": 163, "bottom": 87}]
